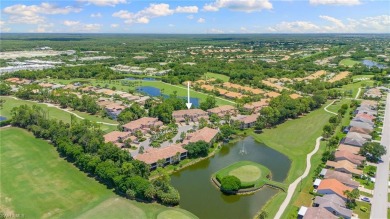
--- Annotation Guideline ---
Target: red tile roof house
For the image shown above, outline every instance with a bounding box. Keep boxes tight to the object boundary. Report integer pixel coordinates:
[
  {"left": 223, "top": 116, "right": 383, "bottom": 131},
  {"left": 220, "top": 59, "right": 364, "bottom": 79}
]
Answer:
[
  {"left": 232, "top": 114, "right": 258, "bottom": 129},
  {"left": 335, "top": 150, "right": 365, "bottom": 165},
  {"left": 135, "top": 144, "right": 187, "bottom": 170},
  {"left": 326, "top": 160, "right": 363, "bottom": 176},
  {"left": 104, "top": 103, "right": 126, "bottom": 120},
  {"left": 317, "top": 179, "right": 353, "bottom": 202},
  {"left": 321, "top": 169, "right": 359, "bottom": 188},
  {"left": 207, "top": 105, "right": 237, "bottom": 117},
  {"left": 122, "top": 117, "right": 163, "bottom": 133},
  {"left": 183, "top": 127, "right": 219, "bottom": 145},
  {"left": 243, "top": 99, "right": 269, "bottom": 113},
  {"left": 348, "top": 126, "right": 372, "bottom": 135},
  {"left": 172, "top": 109, "right": 209, "bottom": 123},
  {"left": 103, "top": 131, "right": 132, "bottom": 148}
]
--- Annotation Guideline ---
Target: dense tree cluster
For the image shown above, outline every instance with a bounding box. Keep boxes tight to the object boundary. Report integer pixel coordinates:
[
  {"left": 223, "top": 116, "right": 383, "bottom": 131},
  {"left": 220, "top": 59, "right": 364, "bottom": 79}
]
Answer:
[
  {"left": 148, "top": 94, "right": 186, "bottom": 124},
  {"left": 184, "top": 141, "right": 210, "bottom": 158},
  {"left": 359, "top": 142, "right": 386, "bottom": 163},
  {"left": 117, "top": 103, "right": 146, "bottom": 124},
  {"left": 10, "top": 104, "right": 180, "bottom": 205},
  {"left": 220, "top": 175, "right": 241, "bottom": 192}
]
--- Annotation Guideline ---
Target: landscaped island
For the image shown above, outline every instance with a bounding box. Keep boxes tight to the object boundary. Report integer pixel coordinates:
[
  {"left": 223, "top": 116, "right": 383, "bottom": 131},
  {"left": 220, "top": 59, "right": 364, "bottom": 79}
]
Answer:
[{"left": 212, "top": 161, "right": 284, "bottom": 194}]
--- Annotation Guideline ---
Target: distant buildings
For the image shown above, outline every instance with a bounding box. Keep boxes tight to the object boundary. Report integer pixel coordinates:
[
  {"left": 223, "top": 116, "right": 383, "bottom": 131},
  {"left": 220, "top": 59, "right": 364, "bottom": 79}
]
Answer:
[{"left": 172, "top": 109, "right": 209, "bottom": 123}]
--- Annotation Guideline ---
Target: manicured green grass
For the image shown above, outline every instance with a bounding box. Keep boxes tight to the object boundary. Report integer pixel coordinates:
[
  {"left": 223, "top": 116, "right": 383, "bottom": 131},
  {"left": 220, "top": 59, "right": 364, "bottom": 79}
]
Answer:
[
  {"left": 339, "top": 58, "right": 360, "bottom": 67},
  {"left": 353, "top": 201, "right": 371, "bottom": 219},
  {"left": 0, "top": 127, "right": 198, "bottom": 219},
  {"left": 0, "top": 96, "right": 117, "bottom": 133},
  {"left": 48, "top": 78, "right": 235, "bottom": 106},
  {"left": 335, "top": 80, "right": 375, "bottom": 98},
  {"left": 204, "top": 72, "right": 230, "bottom": 82},
  {"left": 156, "top": 209, "right": 196, "bottom": 219},
  {"left": 214, "top": 161, "right": 271, "bottom": 188},
  {"left": 360, "top": 191, "right": 373, "bottom": 198}
]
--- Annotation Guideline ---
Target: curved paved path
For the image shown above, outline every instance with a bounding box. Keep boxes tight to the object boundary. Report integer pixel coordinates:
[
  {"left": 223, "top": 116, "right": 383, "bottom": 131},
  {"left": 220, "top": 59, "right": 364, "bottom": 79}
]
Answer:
[
  {"left": 7, "top": 96, "right": 118, "bottom": 126},
  {"left": 355, "top": 87, "right": 362, "bottom": 100},
  {"left": 274, "top": 101, "right": 338, "bottom": 219}
]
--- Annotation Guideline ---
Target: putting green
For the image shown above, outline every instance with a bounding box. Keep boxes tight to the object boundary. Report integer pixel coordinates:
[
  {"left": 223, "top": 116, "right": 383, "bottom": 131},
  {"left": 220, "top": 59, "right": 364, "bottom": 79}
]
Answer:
[
  {"left": 157, "top": 210, "right": 194, "bottom": 219},
  {"left": 229, "top": 165, "right": 261, "bottom": 182}
]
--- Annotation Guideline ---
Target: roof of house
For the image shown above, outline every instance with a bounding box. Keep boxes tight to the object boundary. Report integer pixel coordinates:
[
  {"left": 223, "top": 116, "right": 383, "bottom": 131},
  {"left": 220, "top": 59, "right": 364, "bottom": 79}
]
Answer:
[
  {"left": 185, "top": 127, "right": 219, "bottom": 144},
  {"left": 314, "top": 196, "right": 352, "bottom": 218},
  {"left": 314, "top": 195, "right": 345, "bottom": 208},
  {"left": 335, "top": 150, "right": 365, "bottom": 165},
  {"left": 349, "top": 126, "right": 372, "bottom": 135},
  {"left": 303, "top": 207, "right": 338, "bottom": 219},
  {"left": 172, "top": 109, "right": 207, "bottom": 117},
  {"left": 207, "top": 105, "right": 236, "bottom": 114},
  {"left": 135, "top": 145, "right": 187, "bottom": 164},
  {"left": 360, "top": 100, "right": 377, "bottom": 108},
  {"left": 239, "top": 114, "right": 258, "bottom": 124},
  {"left": 123, "top": 117, "right": 160, "bottom": 130},
  {"left": 324, "top": 169, "right": 360, "bottom": 188},
  {"left": 349, "top": 121, "right": 374, "bottom": 130},
  {"left": 326, "top": 160, "right": 363, "bottom": 175},
  {"left": 265, "top": 91, "right": 281, "bottom": 98},
  {"left": 343, "top": 132, "right": 368, "bottom": 147},
  {"left": 289, "top": 93, "right": 302, "bottom": 99},
  {"left": 355, "top": 113, "right": 375, "bottom": 121},
  {"left": 317, "top": 179, "right": 353, "bottom": 199},
  {"left": 103, "top": 131, "right": 130, "bottom": 143},
  {"left": 243, "top": 99, "right": 269, "bottom": 110}
]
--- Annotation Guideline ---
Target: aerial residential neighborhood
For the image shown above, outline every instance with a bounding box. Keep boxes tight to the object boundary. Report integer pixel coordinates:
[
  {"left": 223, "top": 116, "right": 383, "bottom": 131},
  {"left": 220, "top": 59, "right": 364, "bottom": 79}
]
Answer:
[{"left": 1, "top": 1, "right": 389, "bottom": 219}]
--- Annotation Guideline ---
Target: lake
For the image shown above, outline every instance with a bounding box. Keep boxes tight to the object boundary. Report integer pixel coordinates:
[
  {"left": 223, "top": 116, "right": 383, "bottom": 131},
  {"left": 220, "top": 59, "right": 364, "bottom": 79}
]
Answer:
[
  {"left": 171, "top": 136, "right": 291, "bottom": 219},
  {"left": 362, "top": 60, "right": 387, "bottom": 69},
  {"left": 125, "top": 77, "right": 156, "bottom": 81},
  {"left": 136, "top": 86, "right": 200, "bottom": 107}
]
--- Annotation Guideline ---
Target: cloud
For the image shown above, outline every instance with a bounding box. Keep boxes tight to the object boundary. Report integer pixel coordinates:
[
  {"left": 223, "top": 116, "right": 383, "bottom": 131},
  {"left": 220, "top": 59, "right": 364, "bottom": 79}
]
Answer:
[
  {"left": 113, "top": 3, "right": 199, "bottom": 24},
  {"left": 63, "top": 20, "right": 80, "bottom": 26},
  {"left": 78, "top": 0, "right": 127, "bottom": 7},
  {"left": 3, "top": 2, "right": 81, "bottom": 24},
  {"left": 309, "top": 0, "right": 361, "bottom": 6},
  {"left": 203, "top": 0, "right": 272, "bottom": 12},
  {"left": 269, "top": 21, "right": 320, "bottom": 33},
  {"left": 268, "top": 15, "right": 390, "bottom": 33},
  {"left": 175, "top": 6, "right": 199, "bottom": 13},
  {"left": 197, "top": 18, "right": 206, "bottom": 23},
  {"left": 84, "top": 24, "right": 101, "bottom": 31},
  {"left": 0, "top": 20, "right": 11, "bottom": 32},
  {"left": 32, "top": 23, "right": 54, "bottom": 33},
  {"left": 187, "top": 15, "right": 194, "bottom": 20},
  {"left": 209, "top": 28, "right": 224, "bottom": 33},
  {"left": 168, "top": 24, "right": 175, "bottom": 27},
  {"left": 111, "top": 24, "right": 119, "bottom": 28},
  {"left": 91, "top": 13, "right": 102, "bottom": 18}
]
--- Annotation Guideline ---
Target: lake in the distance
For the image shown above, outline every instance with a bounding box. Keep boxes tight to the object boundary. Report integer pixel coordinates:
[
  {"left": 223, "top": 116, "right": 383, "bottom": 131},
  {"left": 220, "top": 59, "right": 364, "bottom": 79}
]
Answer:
[
  {"left": 136, "top": 86, "right": 200, "bottom": 107},
  {"left": 171, "top": 136, "right": 291, "bottom": 219},
  {"left": 362, "top": 60, "right": 387, "bottom": 69}
]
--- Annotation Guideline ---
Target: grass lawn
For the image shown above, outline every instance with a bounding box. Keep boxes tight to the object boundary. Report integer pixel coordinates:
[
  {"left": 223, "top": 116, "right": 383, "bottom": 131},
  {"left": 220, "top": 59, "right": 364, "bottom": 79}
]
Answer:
[
  {"left": 353, "top": 201, "right": 371, "bottom": 219},
  {"left": 214, "top": 161, "right": 271, "bottom": 188},
  {"left": 360, "top": 191, "right": 373, "bottom": 198},
  {"left": 204, "top": 72, "right": 230, "bottom": 82},
  {"left": 0, "top": 127, "right": 198, "bottom": 219},
  {"left": 339, "top": 58, "right": 360, "bottom": 67},
  {"left": 335, "top": 80, "right": 375, "bottom": 98},
  {"left": 48, "top": 78, "right": 235, "bottom": 106},
  {"left": 0, "top": 96, "right": 117, "bottom": 133},
  {"left": 251, "top": 100, "right": 346, "bottom": 218}
]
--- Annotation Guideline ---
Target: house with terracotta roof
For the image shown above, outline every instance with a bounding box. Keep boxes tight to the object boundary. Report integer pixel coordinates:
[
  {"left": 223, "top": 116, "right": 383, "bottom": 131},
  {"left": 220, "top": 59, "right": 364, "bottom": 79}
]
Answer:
[
  {"left": 123, "top": 117, "right": 163, "bottom": 133},
  {"left": 207, "top": 105, "right": 237, "bottom": 117},
  {"left": 355, "top": 113, "right": 375, "bottom": 122},
  {"left": 231, "top": 114, "right": 258, "bottom": 129},
  {"left": 317, "top": 179, "right": 353, "bottom": 201},
  {"left": 298, "top": 206, "right": 337, "bottom": 219},
  {"left": 135, "top": 144, "right": 187, "bottom": 170},
  {"left": 289, "top": 93, "right": 302, "bottom": 99},
  {"left": 105, "top": 102, "right": 126, "bottom": 120},
  {"left": 326, "top": 160, "right": 363, "bottom": 176},
  {"left": 243, "top": 99, "right": 269, "bottom": 113},
  {"left": 321, "top": 169, "right": 359, "bottom": 188},
  {"left": 364, "top": 88, "right": 382, "bottom": 99},
  {"left": 172, "top": 109, "right": 209, "bottom": 123},
  {"left": 338, "top": 144, "right": 360, "bottom": 155},
  {"left": 335, "top": 150, "right": 365, "bottom": 165},
  {"left": 348, "top": 126, "right": 372, "bottom": 135},
  {"left": 103, "top": 131, "right": 131, "bottom": 145},
  {"left": 265, "top": 91, "right": 281, "bottom": 98},
  {"left": 183, "top": 127, "right": 219, "bottom": 145},
  {"left": 313, "top": 195, "right": 352, "bottom": 219},
  {"left": 360, "top": 100, "right": 377, "bottom": 109}
]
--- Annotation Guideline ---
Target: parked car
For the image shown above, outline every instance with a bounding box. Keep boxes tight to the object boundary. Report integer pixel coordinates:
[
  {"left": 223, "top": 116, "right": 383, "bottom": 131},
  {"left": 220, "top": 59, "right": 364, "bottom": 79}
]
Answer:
[{"left": 361, "top": 197, "right": 370, "bottom": 203}]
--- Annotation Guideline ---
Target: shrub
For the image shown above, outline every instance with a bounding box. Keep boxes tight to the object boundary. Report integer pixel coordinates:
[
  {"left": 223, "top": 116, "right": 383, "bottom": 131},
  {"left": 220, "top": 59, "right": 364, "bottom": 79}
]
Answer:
[{"left": 220, "top": 175, "right": 241, "bottom": 191}]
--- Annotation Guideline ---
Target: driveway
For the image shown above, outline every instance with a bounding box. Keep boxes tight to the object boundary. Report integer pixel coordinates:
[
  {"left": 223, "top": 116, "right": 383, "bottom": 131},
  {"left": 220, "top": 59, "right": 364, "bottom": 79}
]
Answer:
[{"left": 370, "top": 93, "right": 390, "bottom": 219}]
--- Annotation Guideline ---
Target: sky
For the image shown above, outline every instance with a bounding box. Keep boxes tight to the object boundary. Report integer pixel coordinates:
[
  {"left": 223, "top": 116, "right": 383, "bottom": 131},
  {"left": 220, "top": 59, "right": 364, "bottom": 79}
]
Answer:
[{"left": 0, "top": 0, "right": 389, "bottom": 33}]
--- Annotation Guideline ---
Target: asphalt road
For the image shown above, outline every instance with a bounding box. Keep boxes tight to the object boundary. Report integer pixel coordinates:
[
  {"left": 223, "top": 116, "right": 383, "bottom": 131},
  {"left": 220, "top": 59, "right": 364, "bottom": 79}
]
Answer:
[{"left": 370, "top": 93, "right": 390, "bottom": 219}]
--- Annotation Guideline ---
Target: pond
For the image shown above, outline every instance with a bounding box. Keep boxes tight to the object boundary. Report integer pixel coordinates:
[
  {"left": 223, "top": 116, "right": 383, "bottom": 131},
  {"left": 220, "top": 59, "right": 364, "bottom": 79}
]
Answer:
[
  {"left": 362, "top": 60, "right": 387, "bottom": 69},
  {"left": 171, "top": 136, "right": 291, "bottom": 219},
  {"left": 0, "top": 116, "right": 7, "bottom": 121},
  {"left": 136, "top": 86, "right": 200, "bottom": 107},
  {"left": 125, "top": 77, "right": 156, "bottom": 81}
]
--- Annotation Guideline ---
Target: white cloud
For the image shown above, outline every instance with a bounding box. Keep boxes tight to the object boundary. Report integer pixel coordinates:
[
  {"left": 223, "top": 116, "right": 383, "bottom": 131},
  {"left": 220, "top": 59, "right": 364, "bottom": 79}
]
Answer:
[
  {"left": 268, "top": 15, "right": 390, "bottom": 33},
  {"left": 3, "top": 3, "right": 81, "bottom": 25},
  {"left": 32, "top": 23, "right": 54, "bottom": 33},
  {"left": 209, "top": 28, "right": 224, "bottom": 33},
  {"left": 63, "top": 20, "right": 80, "bottom": 26},
  {"left": 113, "top": 3, "right": 199, "bottom": 24},
  {"left": 91, "top": 13, "right": 102, "bottom": 18},
  {"left": 0, "top": 20, "right": 11, "bottom": 32},
  {"left": 175, "top": 6, "right": 199, "bottom": 13},
  {"left": 78, "top": 0, "right": 127, "bottom": 7},
  {"left": 187, "top": 15, "right": 194, "bottom": 20},
  {"left": 309, "top": 0, "right": 361, "bottom": 6},
  {"left": 168, "top": 24, "right": 175, "bottom": 27},
  {"left": 84, "top": 24, "right": 101, "bottom": 31},
  {"left": 197, "top": 18, "right": 206, "bottom": 23},
  {"left": 203, "top": 0, "right": 272, "bottom": 12},
  {"left": 111, "top": 23, "right": 119, "bottom": 28}
]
